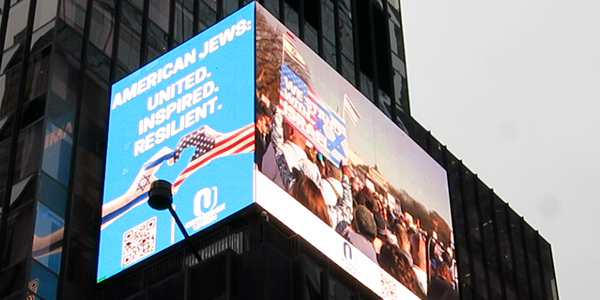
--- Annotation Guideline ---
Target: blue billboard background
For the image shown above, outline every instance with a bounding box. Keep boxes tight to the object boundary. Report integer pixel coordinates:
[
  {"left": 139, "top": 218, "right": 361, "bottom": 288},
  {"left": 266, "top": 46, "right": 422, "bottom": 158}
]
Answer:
[{"left": 97, "top": 3, "right": 256, "bottom": 282}]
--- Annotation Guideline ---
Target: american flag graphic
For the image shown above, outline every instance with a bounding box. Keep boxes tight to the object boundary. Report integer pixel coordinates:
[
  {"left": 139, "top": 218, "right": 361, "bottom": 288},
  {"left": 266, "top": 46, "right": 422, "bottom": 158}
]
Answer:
[
  {"left": 101, "top": 123, "right": 254, "bottom": 227},
  {"left": 172, "top": 122, "right": 255, "bottom": 190}
]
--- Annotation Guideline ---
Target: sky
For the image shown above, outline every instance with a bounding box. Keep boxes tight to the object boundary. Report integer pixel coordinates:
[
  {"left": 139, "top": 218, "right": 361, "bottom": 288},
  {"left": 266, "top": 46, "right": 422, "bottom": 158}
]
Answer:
[{"left": 400, "top": 1, "right": 600, "bottom": 299}]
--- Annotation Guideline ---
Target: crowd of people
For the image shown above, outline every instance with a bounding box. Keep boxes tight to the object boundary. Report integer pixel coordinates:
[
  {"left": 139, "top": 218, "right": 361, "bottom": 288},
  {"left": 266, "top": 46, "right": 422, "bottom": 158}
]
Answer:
[{"left": 256, "top": 98, "right": 458, "bottom": 300}]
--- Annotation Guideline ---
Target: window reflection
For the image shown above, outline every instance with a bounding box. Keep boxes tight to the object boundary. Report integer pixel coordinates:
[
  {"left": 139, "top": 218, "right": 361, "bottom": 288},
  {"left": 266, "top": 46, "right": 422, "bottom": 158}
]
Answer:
[
  {"left": 0, "top": 67, "right": 22, "bottom": 118},
  {"left": 149, "top": 0, "right": 169, "bottom": 32},
  {"left": 89, "top": 1, "right": 115, "bottom": 57},
  {"left": 174, "top": 1, "right": 193, "bottom": 43},
  {"left": 42, "top": 121, "right": 73, "bottom": 185},
  {"left": 59, "top": 0, "right": 87, "bottom": 34},
  {"left": 33, "top": 202, "right": 64, "bottom": 275},
  {"left": 33, "top": 0, "right": 58, "bottom": 31},
  {"left": 13, "top": 120, "right": 43, "bottom": 181},
  {"left": 29, "top": 259, "right": 59, "bottom": 300},
  {"left": 5, "top": 0, "right": 30, "bottom": 50}
]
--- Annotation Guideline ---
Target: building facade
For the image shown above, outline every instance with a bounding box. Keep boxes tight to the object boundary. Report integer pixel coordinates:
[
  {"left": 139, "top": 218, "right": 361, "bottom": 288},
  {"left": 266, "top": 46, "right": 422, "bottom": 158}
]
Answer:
[{"left": 0, "top": 0, "right": 557, "bottom": 300}]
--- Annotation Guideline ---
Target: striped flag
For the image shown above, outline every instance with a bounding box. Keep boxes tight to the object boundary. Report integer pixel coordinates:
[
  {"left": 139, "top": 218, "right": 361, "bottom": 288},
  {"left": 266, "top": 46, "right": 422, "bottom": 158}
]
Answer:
[
  {"left": 172, "top": 122, "right": 255, "bottom": 191},
  {"left": 282, "top": 31, "right": 305, "bottom": 67}
]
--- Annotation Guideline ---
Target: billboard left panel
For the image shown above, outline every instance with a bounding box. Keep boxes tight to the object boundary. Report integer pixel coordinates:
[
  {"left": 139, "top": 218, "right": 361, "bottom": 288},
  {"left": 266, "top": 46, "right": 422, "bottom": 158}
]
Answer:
[{"left": 97, "top": 3, "right": 256, "bottom": 282}]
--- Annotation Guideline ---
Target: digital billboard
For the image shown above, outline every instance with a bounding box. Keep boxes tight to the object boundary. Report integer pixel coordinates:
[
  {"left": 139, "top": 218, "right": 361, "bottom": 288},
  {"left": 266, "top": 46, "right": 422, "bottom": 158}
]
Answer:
[
  {"left": 254, "top": 4, "right": 458, "bottom": 300},
  {"left": 97, "top": 3, "right": 256, "bottom": 282}
]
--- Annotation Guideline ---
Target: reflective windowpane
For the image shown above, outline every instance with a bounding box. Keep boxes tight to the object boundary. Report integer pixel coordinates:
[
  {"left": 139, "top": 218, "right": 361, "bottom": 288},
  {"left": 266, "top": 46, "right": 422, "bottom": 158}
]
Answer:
[
  {"left": 30, "top": 20, "right": 55, "bottom": 53},
  {"left": 263, "top": 0, "right": 279, "bottom": 17},
  {"left": 89, "top": 1, "right": 115, "bottom": 57},
  {"left": 1, "top": 201, "right": 34, "bottom": 269},
  {"left": 59, "top": 0, "right": 87, "bottom": 34},
  {"left": 13, "top": 120, "right": 43, "bottom": 181},
  {"left": 9, "top": 174, "right": 36, "bottom": 208},
  {"left": 284, "top": 3, "right": 299, "bottom": 36},
  {"left": 20, "top": 96, "right": 45, "bottom": 129},
  {"left": 304, "top": 23, "right": 318, "bottom": 53},
  {"left": 321, "top": 0, "right": 335, "bottom": 43},
  {"left": 1, "top": 45, "right": 23, "bottom": 74},
  {"left": 0, "top": 134, "right": 10, "bottom": 192},
  {"left": 5, "top": 0, "right": 30, "bottom": 50},
  {"left": 146, "top": 21, "right": 168, "bottom": 63},
  {"left": 149, "top": 0, "right": 169, "bottom": 32},
  {"left": 223, "top": 0, "right": 238, "bottom": 17},
  {"left": 198, "top": 1, "right": 216, "bottom": 32},
  {"left": 340, "top": 55, "right": 355, "bottom": 85},
  {"left": 121, "top": 0, "right": 142, "bottom": 34},
  {"left": 42, "top": 121, "right": 73, "bottom": 185},
  {"left": 33, "top": 202, "right": 64, "bottom": 275},
  {"left": 29, "top": 259, "right": 59, "bottom": 300},
  {"left": 38, "top": 172, "right": 67, "bottom": 218},
  {"left": 51, "top": 50, "right": 81, "bottom": 107},
  {"left": 117, "top": 25, "right": 141, "bottom": 72},
  {"left": 0, "top": 66, "right": 22, "bottom": 118},
  {"left": 33, "top": 0, "right": 58, "bottom": 31},
  {"left": 46, "top": 92, "right": 75, "bottom": 131},
  {"left": 174, "top": 2, "right": 193, "bottom": 43},
  {"left": 322, "top": 39, "right": 336, "bottom": 69},
  {"left": 25, "top": 48, "right": 51, "bottom": 100}
]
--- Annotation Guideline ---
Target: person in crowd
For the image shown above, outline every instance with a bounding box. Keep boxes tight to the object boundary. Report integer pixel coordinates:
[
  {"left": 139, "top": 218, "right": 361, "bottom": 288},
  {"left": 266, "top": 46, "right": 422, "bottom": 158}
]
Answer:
[
  {"left": 339, "top": 205, "right": 378, "bottom": 263},
  {"left": 255, "top": 100, "right": 271, "bottom": 170},
  {"left": 290, "top": 168, "right": 332, "bottom": 226},
  {"left": 428, "top": 262, "right": 459, "bottom": 300},
  {"left": 378, "top": 242, "right": 427, "bottom": 299},
  {"left": 410, "top": 229, "right": 429, "bottom": 296}
]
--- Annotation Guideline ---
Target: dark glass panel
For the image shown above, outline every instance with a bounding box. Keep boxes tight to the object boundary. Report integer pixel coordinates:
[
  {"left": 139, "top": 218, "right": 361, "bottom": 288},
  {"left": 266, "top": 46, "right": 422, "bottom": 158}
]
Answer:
[
  {"left": 71, "top": 144, "right": 103, "bottom": 236},
  {"left": 46, "top": 92, "right": 75, "bottom": 131},
  {"left": 0, "top": 65, "right": 22, "bottom": 118},
  {"left": 223, "top": 0, "right": 238, "bottom": 17},
  {"left": 13, "top": 120, "right": 43, "bottom": 181},
  {"left": 0, "top": 261, "right": 28, "bottom": 297},
  {"left": 340, "top": 55, "right": 355, "bottom": 85},
  {"left": 9, "top": 174, "right": 36, "bottom": 209},
  {"left": 146, "top": 21, "right": 168, "bottom": 63},
  {"left": 38, "top": 172, "right": 67, "bottom": 218},
  {"left": 30, "top": 21, "right": 55, "bottom": 53},
  {"left": 321, "top": 0, "right": 335, "bottom": 43},
  {"left": 508, "top": 208, "right": 530, "bottom": 299},
  {"left": 78, "top": 72, "right": 108, "bottom": 154},
  {"left": 1, "top": 201, "right": 34, "bottom": 268},
  {"left": 89, "top": 1, "right": 115, "bottom": 57},
  {"left": 117, "top": 24, "right": 142, "bottom": 72},
  {"left": 174, "top": 1, "right": 193, "bottom": 43},
  {"left": 198, "top": 1, "right": 217, "bottom": 32},
  {"left": 263, "top": 0, "right": 279, "bottom": 17},
  {"left": 149, "top": 0, "right": 169, "bottom": 32},
  {"left": 323, "top": 39, "right": 336, "bottom": 69},
  {"left": 59, "top": 0, "right": 87, "bottom": 34},
  {"left": 25, "top": 47, "right": 51, "bottom": 101},
  {"left": 303, "top": 23, "right": 318, "bottom": 53},
  {"left": 0, "top": 139, "right": 10, "bottom": 191},
  {"left": 50, "top": 50, "right": 81, "bottom": 108},
  {"left": 284, "top": 3, "right": 299, "bottom": 36}
]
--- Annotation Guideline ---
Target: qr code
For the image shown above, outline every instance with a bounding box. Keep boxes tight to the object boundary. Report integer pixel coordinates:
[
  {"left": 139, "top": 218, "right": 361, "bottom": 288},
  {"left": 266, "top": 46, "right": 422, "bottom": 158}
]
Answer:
[{"left": 122, "top": 217, "right": 157, "bottom": 267}]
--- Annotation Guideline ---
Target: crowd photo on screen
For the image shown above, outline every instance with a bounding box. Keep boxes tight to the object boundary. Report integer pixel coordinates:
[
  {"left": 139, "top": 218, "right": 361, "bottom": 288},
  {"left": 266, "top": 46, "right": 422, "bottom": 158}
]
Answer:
[{"left": 254, "top": 6, "right": 459, "bottom": 300}]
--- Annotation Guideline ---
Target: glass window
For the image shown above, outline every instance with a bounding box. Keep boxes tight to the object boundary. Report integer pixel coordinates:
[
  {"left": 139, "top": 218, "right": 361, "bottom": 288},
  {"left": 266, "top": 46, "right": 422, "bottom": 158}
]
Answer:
[
  {"left": 359, "top": 72, "right": 374, "bottom": 102},
  {"left": 1, "top": 45, "right": 23, "bottom": 75},
  {"left": 0, "top": 66, "right": 22, "bottom": 118},
  {"left": 46, "top": 92, "right": 75, "bottom": 131},
  {"left": 146, "top": 21, "right": 168, "bottom": 63},
  {"left": 25, "top": 47, "right": 51, "bottom": 100},
  {"left": 33, "top": 0, "right": 58, "bottom": 31},
  {"left": 203, "top": 0, "right": 217, "bottom": 11},
  {"left": 377, "top": 89, "right": 392, "bottom": 118},
  {"left": 89, "top": 1, "right": 115, "bottom": 57},
  {"left": 321, "top": 0, "right": 335, "bottom": 43},
  {"left": 117, "top": 25, "right": 141, "bottom": 72},
  {"left": 32, "top": 201, "right": 64, "bottom": 275},
  {"left": 5, "top": 0, "right": 30, "bottom": 50},
  {"left": 223, "top": 0, "right": 238, "bottom": 17},
  {"left": 149, "top": 0, "right": 170, "bottom": 32},
  {"left": 303, "top": 23, "right": 318, "bottom": 53},
  {"left": 30, "top": 21, "right": 55, "bottom": 54},
  {"left": 42, "top": 120, "right": 73, "bottom": 185},
  {"left": 263, "top": 0, "right": 279, "bottom": 17},
  {"left": 20, "top": 95, "right": 45, "bottom": 129},
  {"left": 50, "top": 50, "right": 81, "bottom": 107},
  {"left": 339, "top": 11, "right": 353, "bottom": 58},
  {"left": 38, "top": 173, "right": 67, "bottom": 218},
  {"left": 13, "top": 120, "right": 43, "bottom": 181},
  {"left": 9, "top": 174, "right": 36, "bottom": 208},
  {"left": 322, "top": 39, "right": 336, "bottom": 69},
  {"left": 284, "top": 3, "right": 299, "bottom": 36},
  {"left": 1, "top": 201, "right": 34, "bottom": 269},
  {"left": 71, "top": 145, "right": 102, "bottom": 236},
  {"left": 56, "top": 20, "right": 84, "bottom": 60},
  {"left": 198, "top": 1, "right": 216, "bottom": 32},
  {"left": 86, "top": 44, "right": 111, "bottom": 81},
  {"left": 0, "top": 126, "right": 11, "bottom": 191},
  {"left": 78, "top": 71, "right": 107, "bottom": 153},
  {"left": 340, "top": 55, "right": 355, "bottom": 85},
  {"left": 29, "top": 259, "right": 59, "bottom": 300},
  {"left": 59, "top": 0, "right": 87, "bottom": 34},
  {"left": 121, "top": 0, "right": 142, "bottom": 34},
  {"left": 174, "top": 1, "right": 193, "bottom": 43}
]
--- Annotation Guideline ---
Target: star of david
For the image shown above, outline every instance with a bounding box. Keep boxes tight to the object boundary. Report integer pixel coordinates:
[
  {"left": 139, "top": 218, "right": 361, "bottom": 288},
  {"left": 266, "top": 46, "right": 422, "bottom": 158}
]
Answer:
[{"left": 137, "top": 174, "right": 152, "bottom": 191}]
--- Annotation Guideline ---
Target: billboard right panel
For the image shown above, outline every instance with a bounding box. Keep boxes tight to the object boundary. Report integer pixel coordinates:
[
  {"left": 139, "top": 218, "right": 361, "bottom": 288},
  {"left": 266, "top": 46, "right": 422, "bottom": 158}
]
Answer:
[{"left": 254, "top": 4, "right": 457, "bottom": 300}]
